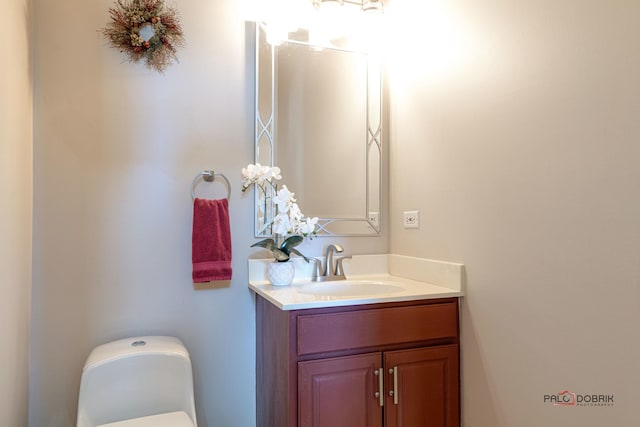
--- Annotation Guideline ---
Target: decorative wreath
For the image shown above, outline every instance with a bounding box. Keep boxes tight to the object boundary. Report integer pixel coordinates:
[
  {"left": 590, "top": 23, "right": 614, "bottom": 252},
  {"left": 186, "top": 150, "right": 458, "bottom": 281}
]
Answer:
[{"left": 101, "top": 0, "right": 185, "bottom": 72}]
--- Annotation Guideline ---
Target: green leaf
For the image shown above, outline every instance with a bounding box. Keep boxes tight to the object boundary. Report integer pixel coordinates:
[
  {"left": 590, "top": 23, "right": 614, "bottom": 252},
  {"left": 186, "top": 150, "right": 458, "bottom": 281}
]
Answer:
[
  {"left": 290, "top": 248, "right": 310, "bottom": 263},
  {"left": 281, "top": 235, "right": 303, "bottom": 254},
  {"left": 250, "top": 238, "right": 276, "bottom": 251},
  {"left": 273, "top": 248, "right": 290, "bottom": 261}
]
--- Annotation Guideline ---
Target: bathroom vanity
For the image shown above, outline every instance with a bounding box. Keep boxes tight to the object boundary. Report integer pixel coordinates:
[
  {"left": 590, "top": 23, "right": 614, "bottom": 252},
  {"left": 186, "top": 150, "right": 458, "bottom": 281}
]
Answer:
[
  {"left": 249, "top": 255, "right": 463, "bottom": 427},
  {"left": 250, "top": 17, "right": 463, "bottom": 426}
]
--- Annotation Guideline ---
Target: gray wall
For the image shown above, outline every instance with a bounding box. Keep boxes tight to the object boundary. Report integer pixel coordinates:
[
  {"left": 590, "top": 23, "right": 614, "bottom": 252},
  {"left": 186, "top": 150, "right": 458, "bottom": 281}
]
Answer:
[
  {"left": 0, "top": 0, "right": 32, "bottom": 425},
  {"left": 389, "top": 1, "right": 640, "bottom": 426},
  {"left": 30, "top": 0, "right": 256, "bottom": 425}
]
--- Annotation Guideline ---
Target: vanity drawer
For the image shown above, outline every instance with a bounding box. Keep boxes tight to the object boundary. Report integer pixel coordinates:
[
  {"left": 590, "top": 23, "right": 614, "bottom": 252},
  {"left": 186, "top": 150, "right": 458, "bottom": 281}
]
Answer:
[{"left": 296, "top": 301, "right": 458, "bottom": 356}]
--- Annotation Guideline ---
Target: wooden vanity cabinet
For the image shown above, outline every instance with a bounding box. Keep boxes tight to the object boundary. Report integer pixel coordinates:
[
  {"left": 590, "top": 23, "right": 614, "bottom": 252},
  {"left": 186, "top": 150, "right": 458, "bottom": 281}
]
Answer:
[{"left": 256, "top": 296, "right": 460, "bottom": 427}]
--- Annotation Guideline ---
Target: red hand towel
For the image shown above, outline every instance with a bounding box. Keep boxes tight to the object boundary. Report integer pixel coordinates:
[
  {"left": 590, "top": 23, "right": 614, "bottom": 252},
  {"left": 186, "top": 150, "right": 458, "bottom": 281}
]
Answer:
[{"left": 192, "top": 198, "right": 232, "bottom": 282}]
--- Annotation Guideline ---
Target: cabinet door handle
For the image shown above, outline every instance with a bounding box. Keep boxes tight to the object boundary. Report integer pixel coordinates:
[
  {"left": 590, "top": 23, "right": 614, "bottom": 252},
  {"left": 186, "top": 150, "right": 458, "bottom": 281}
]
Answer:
[
  {"left": 374, "top": 368, "right": 384, "bottom": 407},
  {"left": 389, "top": 366, "right": 398, "bottom": 405}
]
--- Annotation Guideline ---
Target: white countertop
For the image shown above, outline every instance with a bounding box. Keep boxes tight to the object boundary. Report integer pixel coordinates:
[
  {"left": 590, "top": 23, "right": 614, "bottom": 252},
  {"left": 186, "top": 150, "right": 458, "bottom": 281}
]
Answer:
[{"left": 248, "top": 254, "right": 464, "bottom": 311}]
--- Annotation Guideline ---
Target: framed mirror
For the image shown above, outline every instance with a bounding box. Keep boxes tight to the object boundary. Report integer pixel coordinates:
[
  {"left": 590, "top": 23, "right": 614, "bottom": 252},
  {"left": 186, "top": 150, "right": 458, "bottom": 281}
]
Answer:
[{"left": 254, "top": 22, "right": 382, "bottom": 237}]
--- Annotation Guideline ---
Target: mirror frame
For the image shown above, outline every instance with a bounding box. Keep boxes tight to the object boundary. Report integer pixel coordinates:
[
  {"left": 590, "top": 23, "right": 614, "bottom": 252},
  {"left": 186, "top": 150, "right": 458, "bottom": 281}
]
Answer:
[{"left": 254, "top": 22, "right": 382, "bottom": 237}]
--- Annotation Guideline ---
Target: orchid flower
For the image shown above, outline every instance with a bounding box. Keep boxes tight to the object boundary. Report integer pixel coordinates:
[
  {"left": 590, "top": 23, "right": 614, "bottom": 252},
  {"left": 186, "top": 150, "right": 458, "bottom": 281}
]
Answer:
[{"left": 242, "top": 163, "right": 317, "bottom": 262}]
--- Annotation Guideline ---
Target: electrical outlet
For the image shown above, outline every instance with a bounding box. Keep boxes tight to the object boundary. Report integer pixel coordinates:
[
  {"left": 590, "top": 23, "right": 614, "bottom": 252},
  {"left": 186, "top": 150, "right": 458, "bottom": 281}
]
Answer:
[
  {"left": 403, "top": 210, "right": 419, "bottom": 229},
  {"left": 368, "top": 211, "right": 380, "bottom": 227}
]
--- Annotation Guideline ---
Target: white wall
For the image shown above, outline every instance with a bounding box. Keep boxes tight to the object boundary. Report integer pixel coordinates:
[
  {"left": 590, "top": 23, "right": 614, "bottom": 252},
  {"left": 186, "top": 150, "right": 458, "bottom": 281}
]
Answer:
[
  {"left": 30, "top": 0, "right": 257, "bottom": 425},
  {"left": 389, "top": 1, "right": 640, "bottom": 426},
  {"left": 30, "top": 0, "right": 387, "bottom": 426},
  {"left": 0, "top": 0, "right": 32, "bottom": 425}
]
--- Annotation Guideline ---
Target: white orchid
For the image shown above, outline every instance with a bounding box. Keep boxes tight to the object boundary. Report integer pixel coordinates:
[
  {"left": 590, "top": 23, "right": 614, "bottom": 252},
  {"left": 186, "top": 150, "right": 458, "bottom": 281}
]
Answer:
[
  {"left": 242, "top": 163, "right": 318, "bottom": 261},
  {"left": 241, "top": 163, "right": 281, "bottom": 192},
  {"left": 271, "top": 212, "right": 292, "bottom": 236},
  {"left": 288, "top": 203, "right": 303, "bottom": 222},
  {"left": 297, "top": 217, "right": 318, "bottom": 235},
  {"left": 273, "top": 185, "right": 296, "bottom": 212}
]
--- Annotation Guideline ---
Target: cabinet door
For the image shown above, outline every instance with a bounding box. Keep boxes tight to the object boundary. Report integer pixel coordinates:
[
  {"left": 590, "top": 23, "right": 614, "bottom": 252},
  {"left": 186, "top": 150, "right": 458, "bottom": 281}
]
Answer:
[
  {"left": 384, "top": 345, "right": 459, "bottom": 427},
  {"left": 298, "top": 353, "right": 383, "bottom": 427}
]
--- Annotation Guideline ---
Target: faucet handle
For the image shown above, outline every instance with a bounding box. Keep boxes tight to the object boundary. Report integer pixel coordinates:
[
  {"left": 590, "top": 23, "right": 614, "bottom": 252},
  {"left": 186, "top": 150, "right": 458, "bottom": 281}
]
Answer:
[
  {"left": 335, "top": 256, "right": 352, "bottom": 277},
  {"left": 311, "top": 258, "right": 322, "bottom": 280}
]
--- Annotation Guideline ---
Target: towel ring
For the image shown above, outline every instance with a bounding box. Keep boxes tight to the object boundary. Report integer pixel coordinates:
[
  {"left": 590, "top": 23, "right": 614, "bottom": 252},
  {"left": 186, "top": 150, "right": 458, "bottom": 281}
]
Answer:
[{"left": 191, "top": 170, "right": 231, "bottom": 201}]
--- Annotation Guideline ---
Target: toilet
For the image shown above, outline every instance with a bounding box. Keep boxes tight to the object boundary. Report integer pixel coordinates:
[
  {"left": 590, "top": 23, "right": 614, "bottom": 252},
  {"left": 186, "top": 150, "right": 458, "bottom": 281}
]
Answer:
[{"left": 77, "top": 336, "right": 198, "bottom": 427}]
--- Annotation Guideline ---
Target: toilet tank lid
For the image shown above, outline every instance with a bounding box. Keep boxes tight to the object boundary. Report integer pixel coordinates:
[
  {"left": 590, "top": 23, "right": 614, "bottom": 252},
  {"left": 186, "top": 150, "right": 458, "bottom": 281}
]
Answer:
[{"left": 83, "top": 336, "right": 190, "bottom": 371}]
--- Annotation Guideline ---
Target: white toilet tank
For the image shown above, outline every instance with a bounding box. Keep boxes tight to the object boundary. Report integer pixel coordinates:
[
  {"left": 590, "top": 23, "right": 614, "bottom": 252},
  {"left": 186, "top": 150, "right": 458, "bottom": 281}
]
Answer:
[{"left": 77, "top": 336, "right": 197, "bottom": 427}]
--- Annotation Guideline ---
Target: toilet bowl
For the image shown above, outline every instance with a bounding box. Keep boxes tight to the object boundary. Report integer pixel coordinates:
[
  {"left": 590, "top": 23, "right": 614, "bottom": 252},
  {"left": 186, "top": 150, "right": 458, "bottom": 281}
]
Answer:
[{"left": 77, "top": 336, "right": 198, "bottom": 427}]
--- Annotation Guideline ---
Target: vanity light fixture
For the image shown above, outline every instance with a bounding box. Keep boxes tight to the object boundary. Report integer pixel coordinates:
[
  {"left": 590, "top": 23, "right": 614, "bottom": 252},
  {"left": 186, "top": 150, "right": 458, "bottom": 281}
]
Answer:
[
  {"left": 313, "top": 0, "right": 344, "bottom": 8},
  {"left": 313, "top": 0, "right": 383, "bottom": 14},
  {"left": 361, "top": 0, "right": 383, "bottom": 14},
  {"left": 310, "top": 0, "right": 383, "bottom": 45}
]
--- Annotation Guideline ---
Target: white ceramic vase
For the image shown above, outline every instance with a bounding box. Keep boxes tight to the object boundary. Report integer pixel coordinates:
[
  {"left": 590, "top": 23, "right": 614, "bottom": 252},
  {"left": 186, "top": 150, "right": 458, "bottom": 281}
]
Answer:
[{"left": 267, "top": 261, "right": 295, "bottom": 286}]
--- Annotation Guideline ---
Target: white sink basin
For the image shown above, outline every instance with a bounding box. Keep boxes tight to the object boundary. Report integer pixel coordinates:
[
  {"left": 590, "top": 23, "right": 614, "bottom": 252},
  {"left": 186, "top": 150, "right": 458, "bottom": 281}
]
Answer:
[{"left": 297, "top": 280, "right": 405, "bottom": 297}]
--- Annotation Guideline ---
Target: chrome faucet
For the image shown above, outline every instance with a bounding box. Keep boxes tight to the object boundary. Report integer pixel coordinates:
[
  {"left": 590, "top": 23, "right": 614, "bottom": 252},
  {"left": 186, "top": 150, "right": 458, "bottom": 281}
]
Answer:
[
  {"left": 312, "top": 244, "right": 351, "bottom": 282},
  {"left": 324, "top": 244, "right": 343, "bottom": 276}
]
